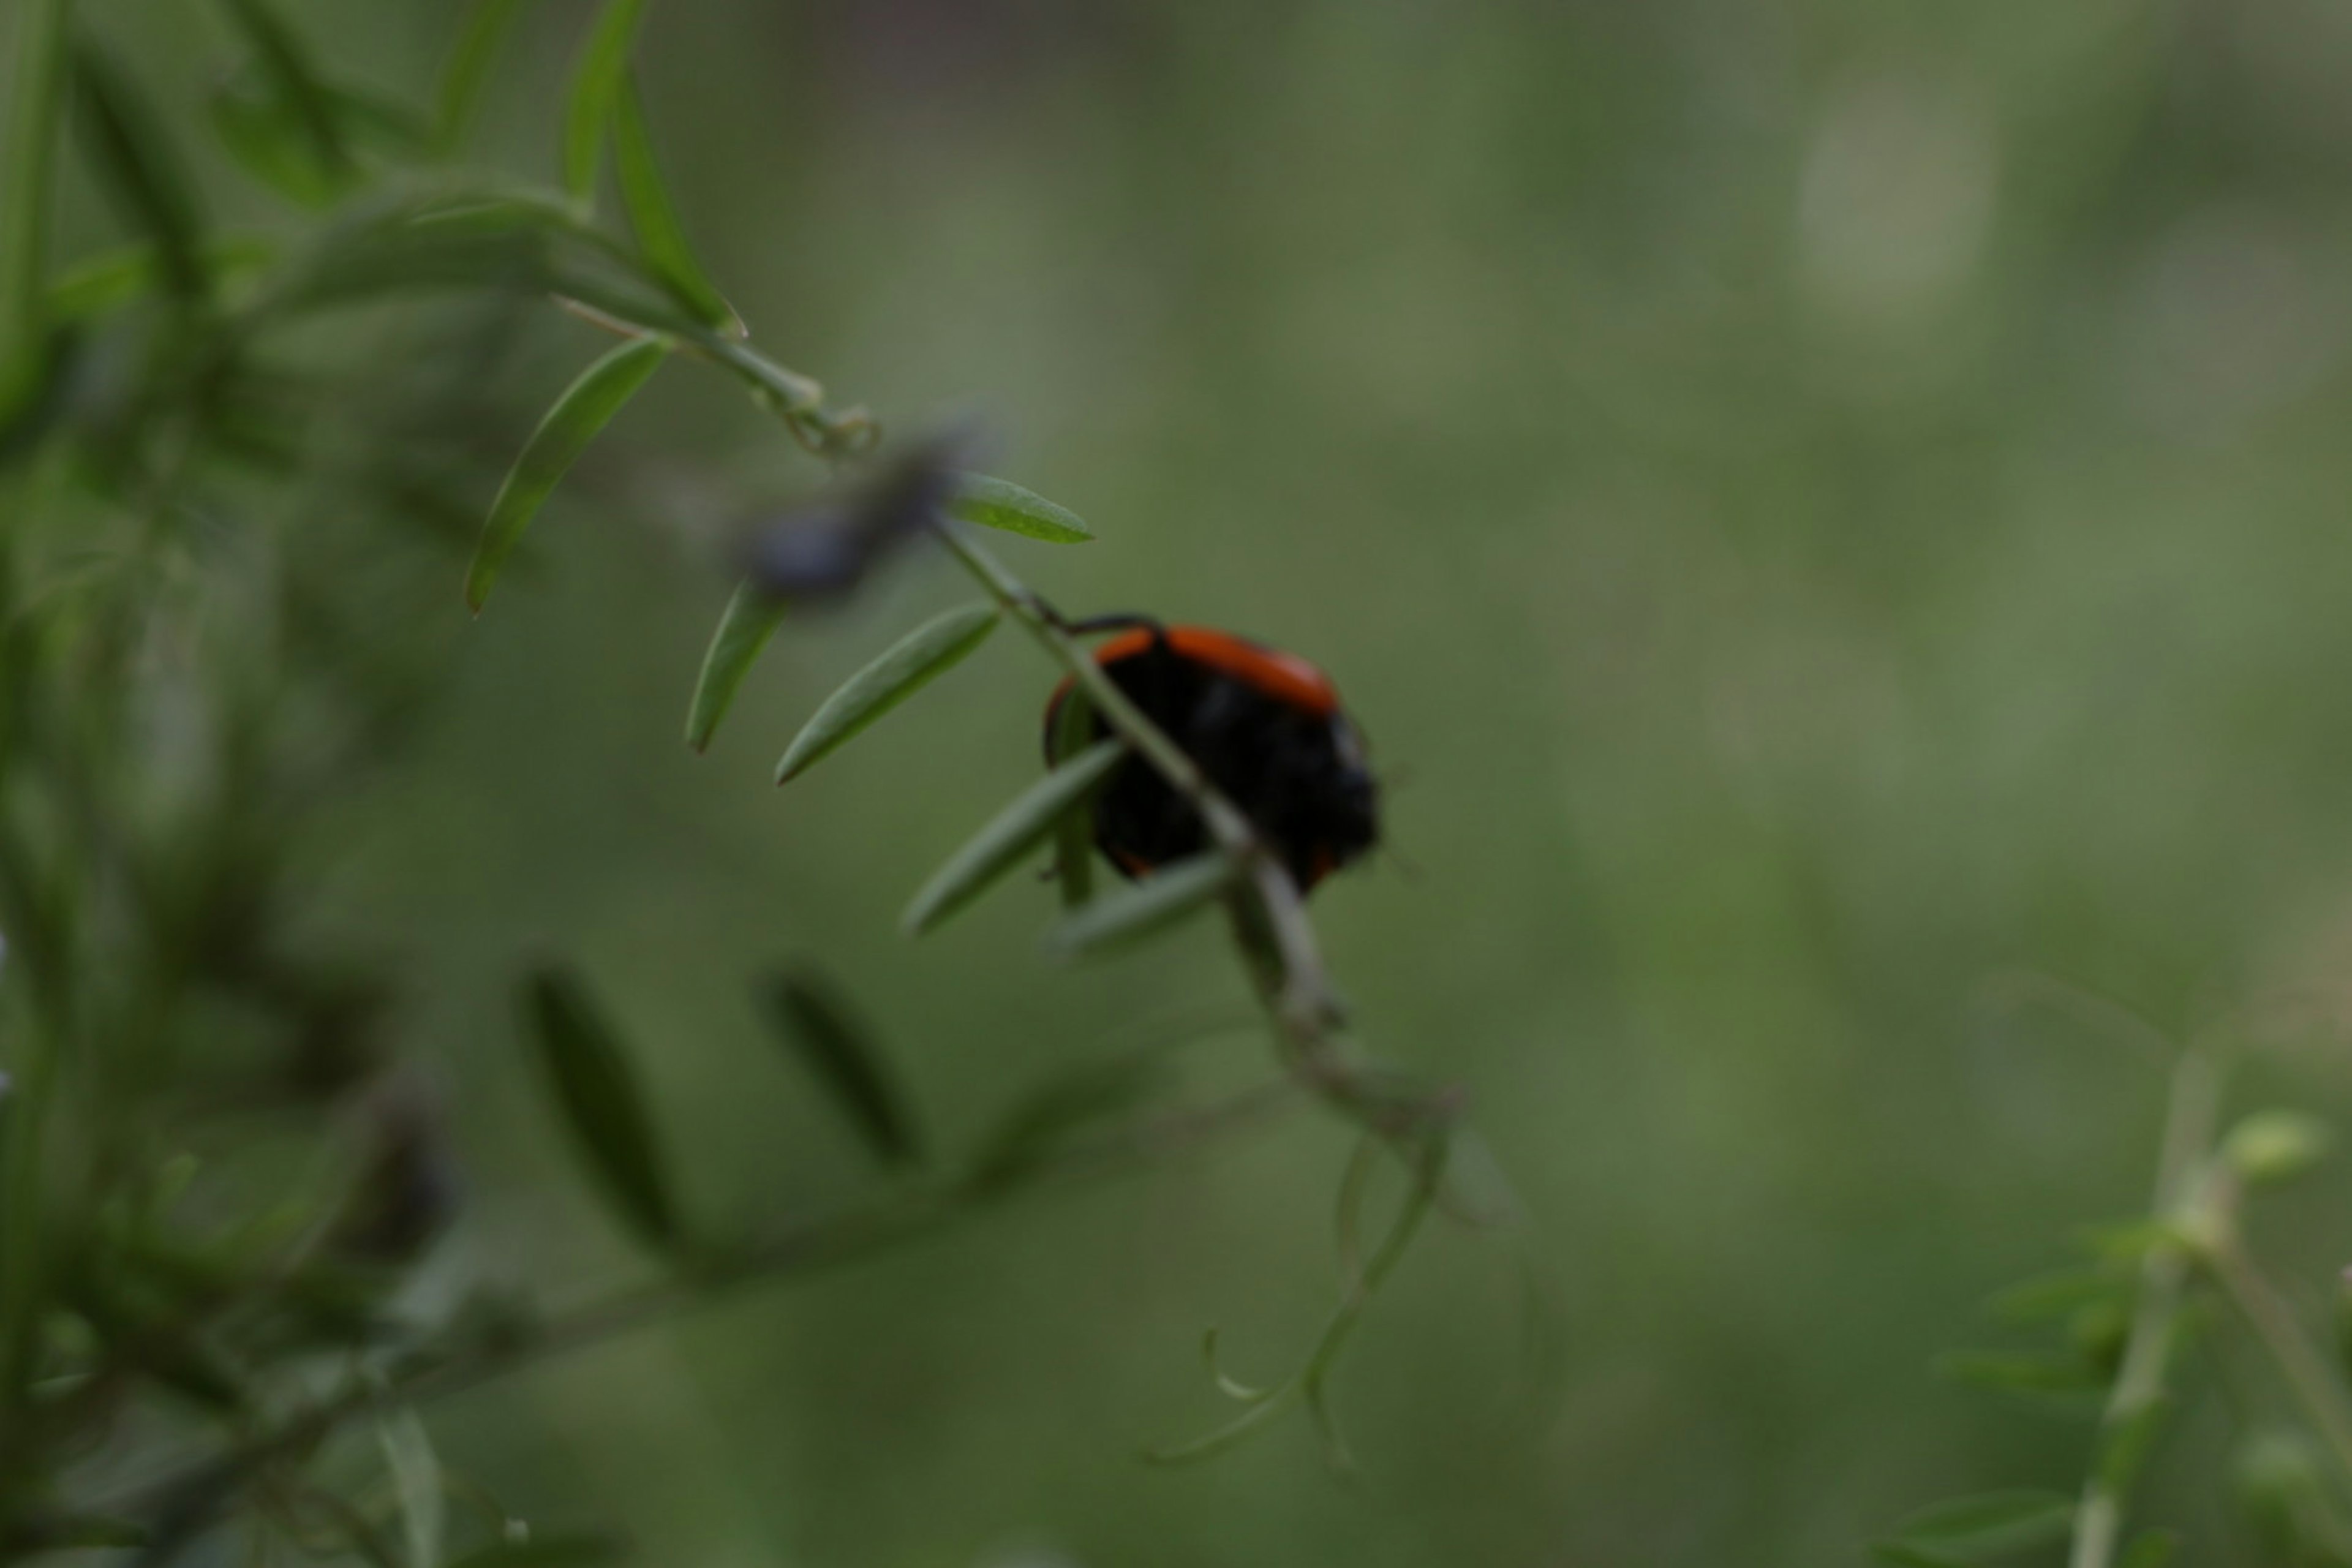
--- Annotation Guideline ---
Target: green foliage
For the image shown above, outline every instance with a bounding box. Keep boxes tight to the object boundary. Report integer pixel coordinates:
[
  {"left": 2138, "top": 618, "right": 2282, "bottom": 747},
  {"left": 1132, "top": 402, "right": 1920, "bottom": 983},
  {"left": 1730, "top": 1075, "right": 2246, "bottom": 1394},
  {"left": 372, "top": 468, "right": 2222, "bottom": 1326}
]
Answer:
[
  {"left": 760, "top": 968, "right": 923, "bottom": 1167},
  {"left": 467, "top": 335, "right": 669, "bottom": 612},
  {"left": 902, "top": 738, "right": 1125, "bottom": 935},
  {"left": 526, "top": 968, "right": 684, "bottom": 1251},
  {"left": 772, "top": 603, "right": 1001, "bottom": 783},
  {"left": 682, "top": 579, "right": 787, "bottom": 752},
  {"left": 948, "top": 472, "right": 1096, "bottom": 543}
]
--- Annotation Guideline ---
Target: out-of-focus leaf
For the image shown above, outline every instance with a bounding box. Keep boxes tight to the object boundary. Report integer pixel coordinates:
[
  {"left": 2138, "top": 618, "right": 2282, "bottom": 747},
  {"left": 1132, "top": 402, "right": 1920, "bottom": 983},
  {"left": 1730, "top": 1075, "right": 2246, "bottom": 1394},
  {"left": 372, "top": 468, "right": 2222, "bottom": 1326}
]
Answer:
[
  {"left": 213, "top": 0, "right": 351, "bottom": 197},
  {"left": 1934, "top": 1349, "right": 2105, "bottom": 1402},
  {"left": 760, "top": 968, "right": 921, "bottom": 1166},
  {"left": 443, "top": 1534, "right": 627, "bottom": 1568},
  {"left": 45, "top": 236, "right": 277, "bottom": 323},
  {"left": 1042, "top": 851, "right": 1237, "bottom": 960},
  {"left": 773, "top": 604, "right": 1000, "bottom": 783},
  {"left": 2097, "top": 1397, "right": 2171, "bottom": 1492},
  {"left": 1988, "top": 1268, "right": 2123, "bottom": 1324},
  {"left": 2117, "top": 1531, "right": 2179, "bottom": 1568},
  {"left": 903, "top": 740, "right": 1124, "bottom": 935},
  {"left": 684, "top": 580, "right": 785, "bottom": 752},
  {"left": 70, "top": 37, "right": 205, "bottom": 301},
  {"left": 968, "top": 1038, "right": 1185, "bottom": 1184},
  {"left": 1877, "top": 1491, "right": 2073, "bottom": 1563},
  {"left": 377, "top": 1409, "right": 444, "bottom": 1568},
  {"left": 1049, "top": 688, "right": 1098, "bottom": 908},
  {"left": 466, "top": 335, "right": 666, "bottom": 612},
  {"left": 613, "top": 72, "right": 734, "bottom": 331},
  {"left": 0, "top": 0, "right": 70, "bottom": 420},
  {"left": 524, "top": 967, "right": 680, "bottom": 1251},
  {"left": 562, "top": 0, "right": 646, "bottom": 210},
  {"left": 434, "top": 0, "right": 530, "bottom": 156},
  {"left": 2222, "top": 1109, "right": 2335, "bottom": 1187},
  {"left": 946, "top": 473, "right": 1093, "bottom": 543}
]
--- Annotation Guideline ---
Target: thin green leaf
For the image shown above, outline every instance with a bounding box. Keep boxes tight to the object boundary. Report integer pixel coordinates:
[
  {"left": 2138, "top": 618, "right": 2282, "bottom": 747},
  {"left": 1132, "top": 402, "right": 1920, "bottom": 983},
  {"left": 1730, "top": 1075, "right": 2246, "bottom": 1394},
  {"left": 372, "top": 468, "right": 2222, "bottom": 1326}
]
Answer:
[
  {"left": 760, "top": 968, "right": 921, "bottom": 1166},
  {"left": 376, "top": 1410, "right": 444, "bottom": 1568},
  {"left": 1882, "top": 1490, "right": 2075, "bottom": 1561},
  {"left": 1989, "top": 1268, "right": 2124, "bottom": 1324},
  {"left": 1043, "top": 852, "right": 1237, "bottom": 960},
  {"left": 524, "top": 967, "right": 680, "bottom": 1251},
  {"left": 613, "top": 72, "right": 734, "bottom": 331},
  {"left": 685, "top": 581, "right": 786, "bottom": 752},
  {"left": 562, "top": 0, "right": 646, "bottom": 211},
  {"left": 214, "top": 0, "right": 351, "bottom": 190},
  {"left": 1048, "top": 687, "right": 1098, "bottom": 908},
  {"left": 70, "top": 37, "right": 205, "bottom": 301},
  {"left": 434, "top": 0, "right": 530, "bottom": 156},
  {"left": 773, "top": 604, "right": 1000, "bottom": 783},
  {"left": 466, "top": 335, "right": 666, "bottom": 612},
  {"left": 948, "top": 473, "right": 1093, "bottom": 543},
  {"left": 0, "top": 0, "right": 70, "bottom": 420},
  {"left": 903, "top": 740, "right": 1125, "bottom": 935},
  {"left": 1934, "top": 1349, "right": 2105, "bottom": 1401},
  {"left": 443, "top": 1534, "right": 627, "bottom": 1568}
]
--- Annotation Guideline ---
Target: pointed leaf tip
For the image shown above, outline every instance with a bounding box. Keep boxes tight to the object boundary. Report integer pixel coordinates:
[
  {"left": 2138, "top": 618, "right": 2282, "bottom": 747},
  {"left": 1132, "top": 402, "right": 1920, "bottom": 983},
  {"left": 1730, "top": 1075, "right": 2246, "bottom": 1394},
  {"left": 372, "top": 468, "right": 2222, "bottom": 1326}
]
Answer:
[
  {"left": 1043, "top": 851, "right": 1238, "bottom": 959},
  {"left": 773, "top": 603, "right": 1000, "bottom": 783},
  {"left": 902, "top": 739, "right": 1125, "bottom": 935},
  {"left": 524, "top": 966, "right": 681, "bottom": 1251},
  {"left": 947, "top": 473, "right": 1093, "bottom": 543},
  {"left": 466, "top": 335, "right": 666, "bottom": 612},
  {"left": 685, "top": 580, "right": 786, "bottom": 751},
  {"left": 761, "top": 968, "right": 922, "bottom": 1166}
]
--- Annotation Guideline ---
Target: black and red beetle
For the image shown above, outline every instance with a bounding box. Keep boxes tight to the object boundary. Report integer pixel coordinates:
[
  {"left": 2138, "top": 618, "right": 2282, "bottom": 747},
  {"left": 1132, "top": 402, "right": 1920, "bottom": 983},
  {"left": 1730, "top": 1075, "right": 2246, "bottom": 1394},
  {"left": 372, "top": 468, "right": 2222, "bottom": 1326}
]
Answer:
[{"left": 1042, "top": 623, "right": 1379, "bottom": 891}]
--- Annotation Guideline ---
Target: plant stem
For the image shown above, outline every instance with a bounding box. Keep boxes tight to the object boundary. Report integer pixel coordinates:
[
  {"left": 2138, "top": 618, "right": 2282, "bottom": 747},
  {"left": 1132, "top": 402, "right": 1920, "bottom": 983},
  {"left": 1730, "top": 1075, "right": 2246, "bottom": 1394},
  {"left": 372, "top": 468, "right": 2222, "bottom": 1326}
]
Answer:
[
  {"left": 2068, "top": 1049, "right": 2219, "bottom": 1568},
  {"left": 87, "top": 1079, "right": 1297, "bottom": 1561},
  {"left": 2207, "top": 1232, "right": 2352, "bottom": 1487}
]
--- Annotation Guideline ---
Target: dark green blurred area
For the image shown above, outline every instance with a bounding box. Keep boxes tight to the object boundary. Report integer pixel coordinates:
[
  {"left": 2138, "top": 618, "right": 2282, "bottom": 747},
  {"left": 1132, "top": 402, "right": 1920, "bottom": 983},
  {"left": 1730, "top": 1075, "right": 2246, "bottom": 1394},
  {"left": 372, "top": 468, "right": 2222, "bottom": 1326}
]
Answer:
[{"left": 68, "top": 0, "right": 2352, "bottom": 1561}]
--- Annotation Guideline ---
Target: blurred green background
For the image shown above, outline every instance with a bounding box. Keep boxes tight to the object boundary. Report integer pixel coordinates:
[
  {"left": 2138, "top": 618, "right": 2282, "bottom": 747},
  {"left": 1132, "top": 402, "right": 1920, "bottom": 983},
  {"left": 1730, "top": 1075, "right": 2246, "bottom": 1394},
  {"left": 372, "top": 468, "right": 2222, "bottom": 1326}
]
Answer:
[{"left": 158, "top": 0, "right": 2352, "bottom": 1560}]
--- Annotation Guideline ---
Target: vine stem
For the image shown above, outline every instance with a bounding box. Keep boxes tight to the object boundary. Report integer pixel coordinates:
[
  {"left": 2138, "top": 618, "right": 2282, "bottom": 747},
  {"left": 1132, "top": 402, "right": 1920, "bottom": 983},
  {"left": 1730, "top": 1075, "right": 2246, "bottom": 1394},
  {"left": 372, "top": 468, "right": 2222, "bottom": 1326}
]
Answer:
[{"left": 2068, "top": 1049, "right": 2218, "bottom": 1568}]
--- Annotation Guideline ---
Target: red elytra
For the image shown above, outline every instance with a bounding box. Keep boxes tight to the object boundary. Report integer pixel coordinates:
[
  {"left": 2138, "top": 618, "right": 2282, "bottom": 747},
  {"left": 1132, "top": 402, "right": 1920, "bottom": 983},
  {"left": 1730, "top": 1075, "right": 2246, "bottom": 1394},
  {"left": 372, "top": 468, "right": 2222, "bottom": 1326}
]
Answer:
[{"left": 1047, "top": 624, "right": 1342, "bottom": 720}]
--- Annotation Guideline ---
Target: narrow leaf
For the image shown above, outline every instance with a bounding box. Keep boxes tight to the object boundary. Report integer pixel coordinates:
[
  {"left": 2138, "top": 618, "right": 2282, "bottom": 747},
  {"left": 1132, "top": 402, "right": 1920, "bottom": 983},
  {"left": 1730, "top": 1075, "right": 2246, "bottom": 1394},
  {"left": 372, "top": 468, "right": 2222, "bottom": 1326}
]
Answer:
[
  {"left": 902, "top": 740, "right": 1125, "bottom": 935},
  {"left": 214, "top": 0, "right": 351, "bottom": 191},
  {"left": 773, "top": 604, "right": 1000, "bottom": 783},
  {"left": 562, "top": 0, "right": 646, "bottom": 211},
  {"left": 1883, "top": 1490, "right": 2075, "bottom": 1561},
  {"left": 434, "top": 0, "right": 530, "bottom": 156},
  {"left": 1049, "top": 688, "right": 1098, "bottom": 908},
  {"left": 948, "top": 473, "right": 1093, "bottom": 543},
  {"left": 1043, "top": 852, "right": 1237, "bottom": 960},
  {"left": 70, "top": 37, "right": 205, "bottom": 301},
  {"left": 685, "top": 581, "right": 785, "bottom": 752},
  {"left": 0, "top": 0, "right": 70, "bottom": 420},
  {"left": 376, "top": 1410, "right": 445, "bottom": 1568},
  {"left": 467, "top": 335, "right": 666, "bottom": 612},
  {"left": 614, "top": 72, "right": 734, "bottom": 331},
  {"left": 760, "top": 968, "right": 921, "bottom": 1166},
  {"left": 525, "top": 967, "right": 680, "bottom": 1250}
]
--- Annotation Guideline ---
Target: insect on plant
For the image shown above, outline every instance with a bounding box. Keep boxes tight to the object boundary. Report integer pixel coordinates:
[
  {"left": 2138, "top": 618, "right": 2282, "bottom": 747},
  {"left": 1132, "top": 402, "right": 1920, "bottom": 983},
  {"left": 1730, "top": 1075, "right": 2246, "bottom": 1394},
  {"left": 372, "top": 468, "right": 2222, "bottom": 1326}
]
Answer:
[{"left": 0, "top": 0, "right": 1514, "bottom": 1558}]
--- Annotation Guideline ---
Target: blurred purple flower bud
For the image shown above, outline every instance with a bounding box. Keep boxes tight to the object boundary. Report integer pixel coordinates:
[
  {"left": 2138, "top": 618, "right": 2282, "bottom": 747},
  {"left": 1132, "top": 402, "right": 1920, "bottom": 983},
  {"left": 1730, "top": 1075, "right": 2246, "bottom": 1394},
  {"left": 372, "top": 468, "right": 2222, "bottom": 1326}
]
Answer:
[{"left": 736, "top": 429, "right": 980, "bottom": 604}]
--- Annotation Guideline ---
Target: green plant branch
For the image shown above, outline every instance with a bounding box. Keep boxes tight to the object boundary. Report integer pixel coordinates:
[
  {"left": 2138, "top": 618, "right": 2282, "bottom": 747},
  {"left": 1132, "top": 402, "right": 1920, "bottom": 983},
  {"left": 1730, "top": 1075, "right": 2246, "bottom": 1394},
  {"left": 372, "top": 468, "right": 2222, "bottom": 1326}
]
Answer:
[
  {"left": 2067, "top": 1048, "right": 2218, "bottom": 1568},
  {"left": 78, "top": 1077, "right": 1300, "bottom": 1562}
]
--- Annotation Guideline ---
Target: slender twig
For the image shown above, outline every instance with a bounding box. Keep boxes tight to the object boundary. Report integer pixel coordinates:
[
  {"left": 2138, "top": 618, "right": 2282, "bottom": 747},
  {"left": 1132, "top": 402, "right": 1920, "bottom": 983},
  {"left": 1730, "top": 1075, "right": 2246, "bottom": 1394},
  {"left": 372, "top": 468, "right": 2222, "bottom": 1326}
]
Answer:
[
  {"left": 88, "top": 1079, "right": 1297, "bottom": 1563},
  {"left": 2068, "top": 1049, "right": 2218, "bottom": 1568}
]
